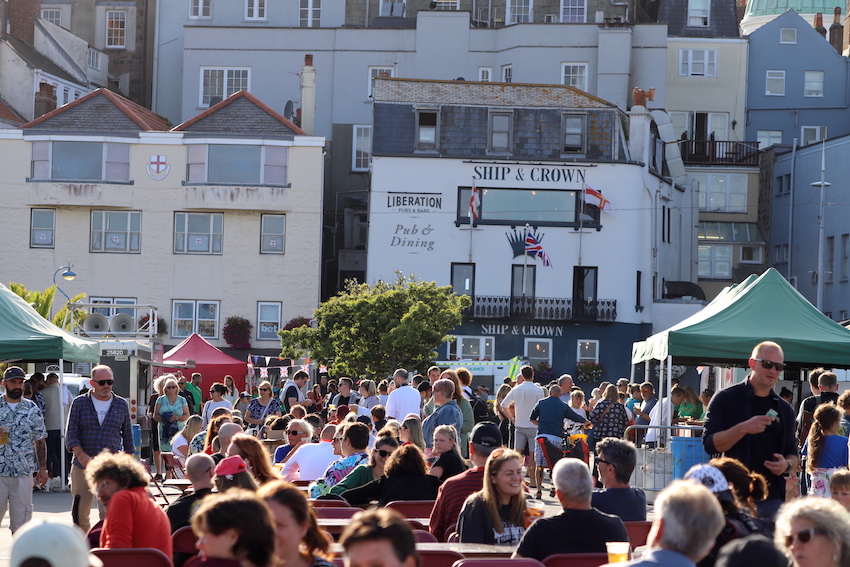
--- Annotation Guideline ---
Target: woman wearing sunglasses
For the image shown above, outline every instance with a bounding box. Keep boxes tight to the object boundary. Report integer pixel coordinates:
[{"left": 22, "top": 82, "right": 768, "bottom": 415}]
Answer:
[
  {"left": 153, "top": 376, "right": 189, "bottom": 464},
  {"left": 245, "top": 380, "right": 282, "bottom": 429},
  {"left": 203, "top": 382, "right": 234, "bottom": 428},
  {"left": 274, "top": 420, "right": 314, "bottom": 464},
  {"left": 328, "top": 434, "right": 399, "bottom": 496},
  {"left": 775, "top": 497, "right": 850, "bottom": 567}
]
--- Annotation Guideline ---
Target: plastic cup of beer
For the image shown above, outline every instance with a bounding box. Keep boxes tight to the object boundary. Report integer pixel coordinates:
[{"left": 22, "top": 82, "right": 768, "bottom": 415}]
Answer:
[
  {"left": 0, "top": 426, "right": 9, "bottom": 445},
  {"left": 524, "top": 498, "right": 545, "bottom": 527},
  {"left": 606, "top": 541, "right": 630, "bottom": 563}
]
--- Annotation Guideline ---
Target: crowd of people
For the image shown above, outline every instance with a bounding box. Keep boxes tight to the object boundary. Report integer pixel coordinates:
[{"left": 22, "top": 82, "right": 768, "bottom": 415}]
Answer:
[{"left": 5, "top": 340, "right": 850, "bottom": 567}]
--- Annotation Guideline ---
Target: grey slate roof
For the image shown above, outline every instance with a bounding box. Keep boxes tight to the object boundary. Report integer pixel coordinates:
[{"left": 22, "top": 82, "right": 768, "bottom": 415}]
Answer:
[
  {"left": 173, "top": 92, "right": 305, "bottom": 136},
  {"left": 655, "top": 0, "right": 740, "bottom": 37},
  {"left": 2, "top": 35, "right": 84, "bottom": 86},
  {"left": 24, "top": 89, "right": 172, "bottom": 132}
]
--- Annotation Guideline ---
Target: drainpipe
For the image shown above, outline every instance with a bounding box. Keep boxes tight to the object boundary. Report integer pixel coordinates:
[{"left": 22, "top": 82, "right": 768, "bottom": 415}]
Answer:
[
  {"left": 788, "top": 138, "right": 797, "bottom": 283},
  {"left": 152, "top": 0, "right": 161, "bottom": 111}
]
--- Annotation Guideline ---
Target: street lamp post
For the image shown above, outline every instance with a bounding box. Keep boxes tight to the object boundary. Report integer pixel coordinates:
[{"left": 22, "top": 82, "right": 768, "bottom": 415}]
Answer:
[
  {"left": 52, "top": 264, "right": 76, "bottom": 304},
  {"left": 811, "top": 141, "right": 831, "bottom": 311}
]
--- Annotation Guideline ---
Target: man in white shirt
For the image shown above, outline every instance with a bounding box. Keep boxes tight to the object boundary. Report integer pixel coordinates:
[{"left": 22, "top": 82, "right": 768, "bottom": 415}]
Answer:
[
  {"left": 645, "top": 387, "right": 686, "bottom": 447},
  {"left": 281, "top": 424, "right": 338, "bottom": 481},
  {"left": 385, "top": 369, "right": 421, "bottom": 420},
  {"left": 499, "top": 365, "right": 545, "bottom": 486}
]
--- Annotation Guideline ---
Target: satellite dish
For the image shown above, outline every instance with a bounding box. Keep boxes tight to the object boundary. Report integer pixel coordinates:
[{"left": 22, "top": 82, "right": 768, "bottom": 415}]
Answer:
[
  {"left": 109, "top": 313, "right": 135, "bottom": 334},
  {"left": 83, "top": 313, "right": 109, "bottom": 335},
  {"left": 208, "top": 96, "right": 223, "bottom": 107},
  {"left": 284, "top": 100, "right": 295, "bottom": 120}
]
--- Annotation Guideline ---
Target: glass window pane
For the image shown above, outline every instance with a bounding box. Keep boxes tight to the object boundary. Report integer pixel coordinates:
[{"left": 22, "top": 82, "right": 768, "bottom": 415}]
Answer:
[
  {"left": 481, "top": 188, "right": 577, "bottom": 223},
  {"left": 52, "top": 141, "right": 102, "bottom": 180},
  {"left": 208, "top": 145, "right": 261, "bottom": 184}
]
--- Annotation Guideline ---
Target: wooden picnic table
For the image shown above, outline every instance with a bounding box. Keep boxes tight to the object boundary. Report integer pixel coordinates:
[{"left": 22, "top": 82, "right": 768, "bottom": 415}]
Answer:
[
  {"left": 319, "top": 517, "right": 429, "bottom": 535},
  {"left": 329, "top": 542, "right": 515, "bottom": 558}
]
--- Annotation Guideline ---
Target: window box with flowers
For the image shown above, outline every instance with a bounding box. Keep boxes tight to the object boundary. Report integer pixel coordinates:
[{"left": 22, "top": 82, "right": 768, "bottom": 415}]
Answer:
[
  {"left": 576, "top": 361, "right": 604, "bottom": 383},
  {"left": 223, "top": 316, "right": 253, "bottom": 349}
]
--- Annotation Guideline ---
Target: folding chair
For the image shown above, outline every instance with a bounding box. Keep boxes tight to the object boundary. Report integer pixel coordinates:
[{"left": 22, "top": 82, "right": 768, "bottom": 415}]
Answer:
[
  {"left": 172, "top": 525, "right": 199, "bottom": 567},
  {"left": 624, "top": 520, "right": 653, "bottom": 548},
  {"left": 92, "top": 547, "right": 172, "bottom": 567},
  {"left": 162, "top": 452, "right": 187, "bottom": 479},
  {"left": 541, "top": 553, "right": 609, "bottom": 567},
  {"left": 413, "top": 529, "right": 438, "bottom": 542},
  {"left": 140, "top": 459, "right": 178, "bottom": 505},
  {"left": 452, "top": 558, "right": 544, "bottom": 567},
  {"left": 315, "top": 507, "right": 361, "bottom": 519},
  {"left": 310, "top": 498, "right": 352, "bottom": 507},
  {"left": 419, "top": 549, "right": 464, "bottom": 567},
  {"left": 386, "top": 500, "right": 436, "bottom": 518},
  {"left": 536, "top": 436, "right": 564, "bottom": 499}
]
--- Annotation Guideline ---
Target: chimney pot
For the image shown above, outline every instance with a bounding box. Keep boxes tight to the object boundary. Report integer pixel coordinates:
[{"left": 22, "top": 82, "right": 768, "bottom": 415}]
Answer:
[
  {"left": 830, "top": 7, "right": 844, "bottom": 52},
  {"left": 305, "top": 54, "right": 313, "bottom": 66},
  {"left": 34, "top": 82, "right": 57, "bottom": 118},
  {"left": 815, "top": 12, "right": 827, "bottom": 37}
]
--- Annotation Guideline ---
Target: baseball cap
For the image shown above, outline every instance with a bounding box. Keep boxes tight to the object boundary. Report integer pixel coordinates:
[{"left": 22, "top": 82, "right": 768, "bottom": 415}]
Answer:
[
  {"left": 3, "top": 367, "right": 25, "bottom": 380},
  {"left": 215, "top": 455, "right": 247, "bottom": 479},
  {"left": 685, "top": 464, "right": 734, "bottom": 503},
  {"left": 240, "top": 391, "right": 251, "bottom": 397},
  {"left": 471, "top": 422, "right": 502, "bottom": 448},
  {"left": 11, "top": 519, "right": 102, "bottom": 567}
]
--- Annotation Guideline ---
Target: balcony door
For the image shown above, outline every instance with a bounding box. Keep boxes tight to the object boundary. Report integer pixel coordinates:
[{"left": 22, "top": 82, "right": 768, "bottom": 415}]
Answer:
[
  {"left": 511, "top": 264, "right": 536, "bottom": 316},
  {"left": 573, "top": 266, "right": 597, "bottom": 318}
]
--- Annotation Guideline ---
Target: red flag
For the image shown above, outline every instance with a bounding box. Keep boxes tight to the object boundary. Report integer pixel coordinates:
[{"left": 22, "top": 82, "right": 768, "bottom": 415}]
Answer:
[{"left": 469, "top": 181, "right": 481, "bottom": 220}]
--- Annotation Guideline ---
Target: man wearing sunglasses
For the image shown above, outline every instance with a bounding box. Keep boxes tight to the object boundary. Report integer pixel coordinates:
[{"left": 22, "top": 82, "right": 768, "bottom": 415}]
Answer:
[
  {"left": 65, "top": 364, "right": 134, "bottom": 533},
  {"left": 703, "top": 341, "right": 799, "bottom": 519}
]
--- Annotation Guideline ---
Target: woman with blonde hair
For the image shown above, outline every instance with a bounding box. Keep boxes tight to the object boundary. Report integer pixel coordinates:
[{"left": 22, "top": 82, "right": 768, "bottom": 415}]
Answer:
[
  {"left": 458, "top": 448, "right": 526, "bottom": 545},
  {"left": 588, "top": 384, "right": 629, "bottom": 447},
  {"left": 228, "top": 433, "right": 280, "bottom": 485},
  {"left": 153, "top": 376, "right": 189, "bottom": 468},
  {"left": 803, "top": 403, "right": 849, "bottom": 496},
  {"left": 245, "top": 380, "right": 282, "bottom": 431},
  {"left": 171, "top": 414, "right": 204, "bottom": 463},
  {"left": 399, "top": 415, "right": 426, "bottom": 452},
  {"left": 258, "top": 480, "right": 334, "bottom": 567},
  {"left": 358, "top": 379, "right": 380, "bottom": 410},
  {"left": 428, "top": 424, "right": 467, "bottom": 481}
]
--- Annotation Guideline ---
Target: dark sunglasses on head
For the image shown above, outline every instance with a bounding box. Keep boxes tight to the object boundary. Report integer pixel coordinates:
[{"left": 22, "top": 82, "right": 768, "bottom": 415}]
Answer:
[
  {"left": 785, "top": 527, "right": 827, "bottom": 547},
  {"left": 377, "top": 449, "right": 393, "bottom": 458},
  {"left": 95, "top": 379, "right": 114, "bottom": 386},
  {"left": 755, "top": 359, "right": 786, "bottom": 372}
]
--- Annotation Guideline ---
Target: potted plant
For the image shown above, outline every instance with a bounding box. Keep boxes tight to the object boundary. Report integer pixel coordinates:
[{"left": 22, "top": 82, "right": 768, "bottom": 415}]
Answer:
[
  {"left": 283, "top": 316, "right": 311, "bottom": 330},
  {"left": 137, "top": 314, "right": 168, "bottom": 337},
  {"left": 576, "top": 361, "right": 604, "bottom": 383},
  {"left": 536, "top": 362, "right": 555, "bottom": 383},
  {"left": 223, "top": 316, "right": 252, "bottom": 349}
]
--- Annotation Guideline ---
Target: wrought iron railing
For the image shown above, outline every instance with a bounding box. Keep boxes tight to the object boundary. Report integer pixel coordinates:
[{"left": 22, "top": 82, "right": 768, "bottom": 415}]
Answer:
[
  {"left": 678, "top": 140, "right": 760, "bottom": 166},
  {"left": 470, "top": 296, "right": 617, "bottom": 322}
]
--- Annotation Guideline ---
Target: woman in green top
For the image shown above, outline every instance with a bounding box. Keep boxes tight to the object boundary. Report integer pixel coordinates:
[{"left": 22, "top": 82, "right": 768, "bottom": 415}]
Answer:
[
  {"left": 328, "top": 435, "right": 399, "bottom": 496},
  {"left": 677, "top": 386, "right": 704, "bottom": 419}
]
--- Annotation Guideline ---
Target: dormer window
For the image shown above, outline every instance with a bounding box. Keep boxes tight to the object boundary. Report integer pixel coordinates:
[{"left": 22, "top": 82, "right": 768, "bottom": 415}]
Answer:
[{"left": 415, "top": 109, "right": 439, "bottom": 151}]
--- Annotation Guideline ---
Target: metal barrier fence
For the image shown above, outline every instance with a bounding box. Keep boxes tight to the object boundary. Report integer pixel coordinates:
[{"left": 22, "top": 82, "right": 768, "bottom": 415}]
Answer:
[{"left": 623, "top": 424, "right": 707, "bottom": 503}]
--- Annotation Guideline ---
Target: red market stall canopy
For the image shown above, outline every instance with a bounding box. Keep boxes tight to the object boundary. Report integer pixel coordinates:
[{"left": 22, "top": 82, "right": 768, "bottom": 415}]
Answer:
[{"left": 163, "top": 333, "right": 248, "bottom": 391}]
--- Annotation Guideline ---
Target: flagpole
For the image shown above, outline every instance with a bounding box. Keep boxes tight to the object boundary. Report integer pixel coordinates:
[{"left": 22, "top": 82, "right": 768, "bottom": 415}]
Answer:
[
  {"left": 468, "top": 177, "right": 475, "bottom": 263},
  {"left": 578, "top": 181, "right": 585, "bottom": 266},
  {"left": 522, "top": 224, "right": 529, "bottom": 297}
]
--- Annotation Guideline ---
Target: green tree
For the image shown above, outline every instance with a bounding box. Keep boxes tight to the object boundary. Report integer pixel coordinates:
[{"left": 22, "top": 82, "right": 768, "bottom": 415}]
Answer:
[
  {"left": 8, "top": 282, "right": 87, "bottom": 330},
  {"left": 279, "top": 273, "right": 471, "bottom": 377}
]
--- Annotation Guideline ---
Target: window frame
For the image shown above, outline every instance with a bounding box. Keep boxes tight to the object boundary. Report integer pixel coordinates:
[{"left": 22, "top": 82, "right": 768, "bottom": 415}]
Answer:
[
  {"left": 678, "top": 49, "right": 717, "bottom": 78},
  {"left": 299, "top": 0, "right": 321, "bottom": 27},
  {"left": 199, "top": 67, "right": 251, "bottom": 107},
  {"left": 449, "top": 335, "right": 494, "bottom": 361},
  {"left": 90, "top": 210, "right": 142, "bottom": 254},
  {"left": 577, "top": 339, "right": 599, "bottom": 364},
  {"left": 87, "top": 48, "right": 101, "bottom": 70},
  {"left": 41, "top": 9, "right": 61, "bottom": 26},
  {"left": 561, "top": 62, "right": 588, "bottom": 92},
  {"left": 31, "top": 208, "right": 55, "bottom": 249},
  {"left": 801, "top": 126, "right": 827, "bottom": 146},
  {"left": 257, "top": 302, "right": 282, "bottom": 340},
  {"left": 698, "top": 244, "right": 733, "bottom": 279},
  {"left": 488, "top": 111, "right": 513, "bottom": 154},
  {"left": 739, "top": 245, "right": 763, "bottom": 264},
  {"left": 757, "top": 130, "right": 783, "bottom": 149},
  {"left": 562, "top": 114, "right": 586, "bottom": 155},
  {"left": 780, "top": 27, "right": 797, "bottom": 44},
  {"left": 479, "top": 67, "right": 492, "bottom": 82},
  {"left": 352, "top": 125, "right": 372, "bottom": 171},
  {"left": 692, "top": 173, "right": 748, "bottom": 213},
  {"left": 765, "top": 70, "right": 786, "bottom": 96},
  {"left": 171, "top": 300, "right": 220, "bottom": 340},
  {"left": 687, "top": 0, "right": 709, "bottom": 26},
  {"left": 804, "top": 71, "right": 825, "bottom": 97},
  {"left": 30, "top": 141, "right": 130, "bottom": 183},
  {"left": 368, "top": 66, "right": 394, "bottom": 98},
  {"left": 105, "top": 10, "right": 127, "bottom": 49},
  {"left": 90, "top": 297, "right": 137, "bottom": 318},
  {"left": 456, "top": 186, "right": 599, "bottom": 227},
  {"left": 415, "top": 108, "right": 439, "bottom": 151},
  {"left": 560, "top": 0, "right": 586, "bottom": 22},
  {"left": 502, "top": 65, "right": 513, "bottom": 83},
  {"left": 451, "top": 263, "right": 475, "bottom": 298},
  {"left": 186, "top": 143, "right": 287, "bottom": 186},
  {"left": 842, "top": 234, "right": 849, "bottom": 281},
  {"left": 260, "top": 213, "right": 285, "bottom": 254},
  {"left": 173, "top": 212, "right": 224, "bottom": 255},
  {"left": 189, "top": 0, "right": 212, "bottom": 19},
  {"left": 245, "top": 0, "right": 267, "bottom": 20},
  {"left": 507, "top": 0, "right": 532, "bottom": 23},
  {"left": 827, "top": 236, "right": 835, "bottom": 283},
  {"left": 525, "top": 338, "right": 553, "bottom": 368}
]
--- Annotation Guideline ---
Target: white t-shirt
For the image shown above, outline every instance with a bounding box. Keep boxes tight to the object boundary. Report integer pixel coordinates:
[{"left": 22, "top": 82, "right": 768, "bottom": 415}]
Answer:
[
  {"left": 646, "top": 397, "right": 673, "bottom": 443},
  {"left": 203, "top": 399, "right": 233, "bottom": 427},
  {"left": 171, "top": 433, "right": 189, "bottom": 462},
  {"left": 385, "top": 383, "right": 421, "bottom": 420},
  {"left": 91, "top": 396, "right": 114, "bottom": 425},
  {"left": 280, "top": 440, "right": 337, "bottom": 481},
  {"left": 500, "top": 380, "right": 545, "bottom": 429}
]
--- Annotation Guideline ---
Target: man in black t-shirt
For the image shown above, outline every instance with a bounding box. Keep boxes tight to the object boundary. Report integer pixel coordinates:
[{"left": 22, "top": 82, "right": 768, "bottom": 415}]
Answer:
[
  {"left": 514, "top": 458, "right": 627, "bottom": 560},
  {"left": 703, "top": 341, "right": 799, "bottom": 519}
]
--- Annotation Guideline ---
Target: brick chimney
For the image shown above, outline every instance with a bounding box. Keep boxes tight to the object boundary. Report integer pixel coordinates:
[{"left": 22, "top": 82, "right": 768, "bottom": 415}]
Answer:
[
  {"left": 815, "top": 12, "right": 827, "bottom": 38},
  {"left": 830, "top": 7, "right": 844, "bottom": 52},
  {"left": 6, "top": 0, "right": 40, "bottom": 45},
  {"left": 34, "top": 83, "right": 57, "bottom": 118},
  {"left": 300, "top": 54, "right": 316, "bottom": 136}
]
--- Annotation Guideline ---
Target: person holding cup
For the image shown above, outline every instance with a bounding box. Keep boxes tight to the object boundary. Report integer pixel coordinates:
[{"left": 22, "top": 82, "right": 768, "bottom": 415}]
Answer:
[{"left": 457, "top": 448, "right": 527, "bottom": 545}]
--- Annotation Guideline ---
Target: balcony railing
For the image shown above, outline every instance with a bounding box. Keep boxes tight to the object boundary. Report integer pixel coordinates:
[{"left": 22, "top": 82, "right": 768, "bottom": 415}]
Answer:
[
  {"left": 471, "top": 296, "right": 617, "bottom": 322},
  {"left": 678, "top": 140, "right": 760, "bottom": 166}
]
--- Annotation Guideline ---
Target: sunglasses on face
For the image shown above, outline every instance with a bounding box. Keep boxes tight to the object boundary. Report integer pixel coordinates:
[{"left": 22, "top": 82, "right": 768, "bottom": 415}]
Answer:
[
  {"left": 785, "top": 527, "right": 827, "bottom": 547},
  {"left": 259, "top": 388, "right": 270, "bottom": 392},
  {"left": 166, "top": 386, "right": 177, "bottom": 390},
  {"left": 287, "top": 430, "right": 302, "bottom": 436},
  {"left": 377, "top": 449, "right": 393, "bottom": 458},
  {"left": 95, "top": 379, "right": 114, "bottom": 386},
  {"left": 755, "top": 359, "right": 787, "bottom": 372},
  {"left": 333, "top": 437, "right": 345, "bottom": 442}
]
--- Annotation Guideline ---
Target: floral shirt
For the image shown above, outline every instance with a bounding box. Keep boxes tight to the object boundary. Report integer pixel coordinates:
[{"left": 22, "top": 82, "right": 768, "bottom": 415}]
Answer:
[
  {"left": 309, "top": 452, "right": 369, "bottom": 498},
  {"left": 189, "top": 431, "right": 207, "bottom": 455},
  {"left": 588, "top": 399, "right": 629, "bottom": 442},
  {"left": 246, "top": 398, "right": 282, "bottom": 421},
  {"left": 0, "top": 397, "right": 46, "bottom": 476}
]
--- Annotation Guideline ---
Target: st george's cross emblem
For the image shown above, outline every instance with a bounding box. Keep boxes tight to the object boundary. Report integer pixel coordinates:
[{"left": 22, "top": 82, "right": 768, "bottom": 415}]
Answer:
[{"left": 146, "top": 155, "right": 170, "bottom": 180}]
